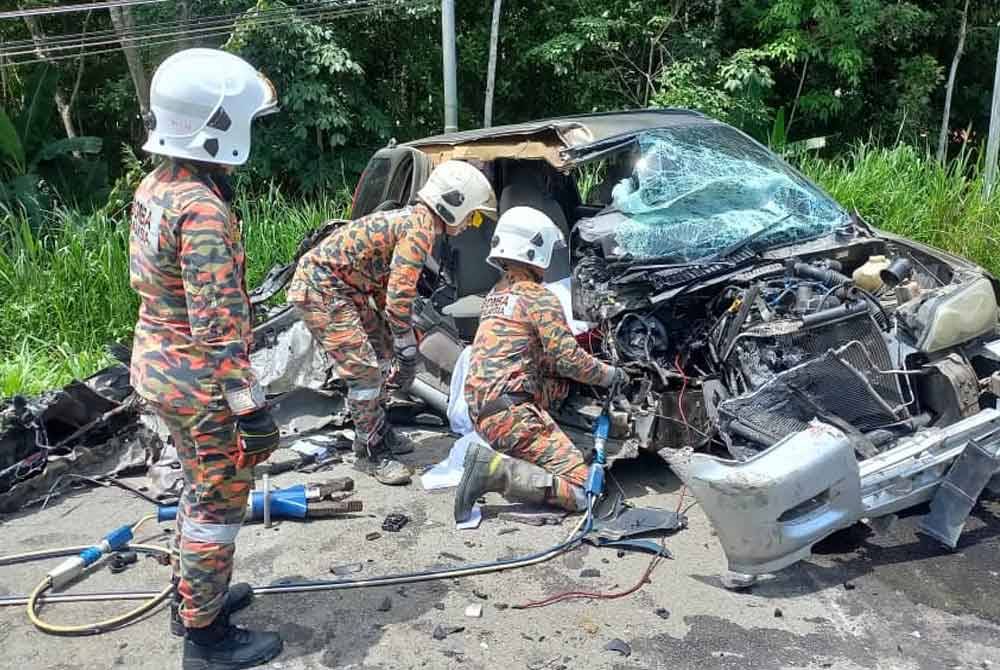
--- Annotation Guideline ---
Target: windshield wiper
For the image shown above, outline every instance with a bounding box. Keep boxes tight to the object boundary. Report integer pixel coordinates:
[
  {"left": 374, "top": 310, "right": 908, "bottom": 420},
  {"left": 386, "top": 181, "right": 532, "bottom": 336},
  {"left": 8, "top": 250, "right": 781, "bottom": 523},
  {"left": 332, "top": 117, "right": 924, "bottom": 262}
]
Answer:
[{"left": 713, "top": 212, "right": 795, "bottom": 261}]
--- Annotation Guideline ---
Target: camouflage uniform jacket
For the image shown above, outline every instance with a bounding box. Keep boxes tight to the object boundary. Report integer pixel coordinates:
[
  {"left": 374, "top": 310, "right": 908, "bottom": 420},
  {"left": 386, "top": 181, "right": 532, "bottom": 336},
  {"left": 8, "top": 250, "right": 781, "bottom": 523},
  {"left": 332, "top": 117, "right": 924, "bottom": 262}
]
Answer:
[
  {"left": 292, "top": 203, "right": 439, "bottom": 337},
  {"left": 129, "top": 161, "right": 262, "bottom": 415},
  {"left": 465, "top": 266, "right": 615, "bottom": 420}
]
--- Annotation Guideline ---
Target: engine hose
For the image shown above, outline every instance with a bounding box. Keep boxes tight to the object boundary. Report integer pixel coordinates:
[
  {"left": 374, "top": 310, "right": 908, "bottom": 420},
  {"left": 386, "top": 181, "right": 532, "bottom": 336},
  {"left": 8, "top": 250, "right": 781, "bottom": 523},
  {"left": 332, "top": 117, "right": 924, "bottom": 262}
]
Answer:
[{"left": 0, "top": 509, "right": 595, "bottom": 618}]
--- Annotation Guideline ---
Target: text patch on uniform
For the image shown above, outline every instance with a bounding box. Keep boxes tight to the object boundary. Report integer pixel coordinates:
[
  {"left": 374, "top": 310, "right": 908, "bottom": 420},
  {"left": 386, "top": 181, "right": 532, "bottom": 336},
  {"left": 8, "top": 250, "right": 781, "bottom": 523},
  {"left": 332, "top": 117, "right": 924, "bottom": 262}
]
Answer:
[
  {"left": 481, "top": 292, "right": 517, "bottom": 319},
  {"left": 132, "top": 198, "right": 164, "bottom": 253}
]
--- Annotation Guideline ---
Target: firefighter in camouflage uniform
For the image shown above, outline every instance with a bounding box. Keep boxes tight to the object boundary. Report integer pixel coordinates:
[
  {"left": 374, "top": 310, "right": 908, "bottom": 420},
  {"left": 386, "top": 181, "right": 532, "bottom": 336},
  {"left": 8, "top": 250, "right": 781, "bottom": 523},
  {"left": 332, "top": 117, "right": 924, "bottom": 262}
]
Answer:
[
  {"left": 455, "top": 207, "right": 628, "bottom": 522},
  {"left": 288, "top": 161, "right": 497, "bottom": 485},
  {"left": 130, "top": 49, "right": 283, "bottom": 669}
]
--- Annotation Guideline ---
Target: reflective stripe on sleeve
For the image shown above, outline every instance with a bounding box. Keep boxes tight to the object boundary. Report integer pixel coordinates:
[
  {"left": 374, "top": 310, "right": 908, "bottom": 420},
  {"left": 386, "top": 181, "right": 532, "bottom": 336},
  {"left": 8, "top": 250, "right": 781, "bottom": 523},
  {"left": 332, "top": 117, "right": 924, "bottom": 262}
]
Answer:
[{"left": 181, "top": 518, "right": 242, "bottom": 544}]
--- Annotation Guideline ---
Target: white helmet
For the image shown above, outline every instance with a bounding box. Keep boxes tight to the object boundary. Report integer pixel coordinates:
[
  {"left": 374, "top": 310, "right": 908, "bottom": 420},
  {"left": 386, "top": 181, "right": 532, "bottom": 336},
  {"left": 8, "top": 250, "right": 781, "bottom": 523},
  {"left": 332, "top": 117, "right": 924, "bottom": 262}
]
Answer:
[
  {"left": 142, "top": 48, "right": 278, "bottom": 166},
  {"left": 487, "top": 206, "right": 565, "bottom": 271},
  {"left": 417, "top": 160, "right": 497, "bottom": 234}
]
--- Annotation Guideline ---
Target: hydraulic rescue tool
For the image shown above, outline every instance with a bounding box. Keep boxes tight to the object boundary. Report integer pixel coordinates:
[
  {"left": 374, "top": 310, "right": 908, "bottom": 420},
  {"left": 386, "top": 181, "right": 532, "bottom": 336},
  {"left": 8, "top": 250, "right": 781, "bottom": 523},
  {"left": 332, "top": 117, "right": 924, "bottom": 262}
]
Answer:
[
  {"left": 156, "top": 480, "right": 361, "bottom": 524},
  {"left": 2, "top": 396, "right": 624, "bottom": 636}
]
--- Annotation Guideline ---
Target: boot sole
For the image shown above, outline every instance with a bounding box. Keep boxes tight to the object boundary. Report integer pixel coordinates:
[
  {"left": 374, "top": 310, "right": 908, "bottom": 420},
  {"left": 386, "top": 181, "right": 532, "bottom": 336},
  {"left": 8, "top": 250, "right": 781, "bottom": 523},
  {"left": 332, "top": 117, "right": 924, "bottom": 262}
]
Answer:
[{"left": 182, "top": 639, "right": 283, "bottom": 670}]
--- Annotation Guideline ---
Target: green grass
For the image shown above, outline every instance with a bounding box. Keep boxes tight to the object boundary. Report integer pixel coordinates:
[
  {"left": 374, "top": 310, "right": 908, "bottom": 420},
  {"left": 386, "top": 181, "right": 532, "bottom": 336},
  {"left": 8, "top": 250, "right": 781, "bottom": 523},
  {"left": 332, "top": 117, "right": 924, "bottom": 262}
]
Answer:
[
  {"left": 798, "top": 143, "right": 1000, "bottom": 276},
  {"left": 0, "top": 185, "right": 350, "bottom": 395},
  {"left": 3, "top": 143, "right": 1000, "bottom": 396}
]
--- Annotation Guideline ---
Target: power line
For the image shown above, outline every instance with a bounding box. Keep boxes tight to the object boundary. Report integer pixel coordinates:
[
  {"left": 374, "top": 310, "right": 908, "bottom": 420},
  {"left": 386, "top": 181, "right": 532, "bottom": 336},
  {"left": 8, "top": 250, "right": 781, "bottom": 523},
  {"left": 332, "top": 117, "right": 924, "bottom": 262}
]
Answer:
[
  {"left": 0, "top": 0, "right": 426, "bottom": 52},
  {"left": 0, "top": 0, "right": 168, "bottom": 21},
  {"left": 2, "top": 0, "right": 412, "bottom": 58},
  {"left": 2, "top": 0, "right": 430, "bottom": 67}
]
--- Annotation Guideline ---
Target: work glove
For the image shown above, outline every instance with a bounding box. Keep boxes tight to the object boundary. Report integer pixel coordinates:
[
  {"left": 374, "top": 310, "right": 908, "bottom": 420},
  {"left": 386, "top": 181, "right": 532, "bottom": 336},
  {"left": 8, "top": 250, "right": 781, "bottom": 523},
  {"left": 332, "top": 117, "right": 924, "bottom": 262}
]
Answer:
[
  {"left": 609, "top": 367, "right": 630, "bottom": 388},
  {"left": 390, "top": 329, "right": 419, "bottom": 392},
  {"left": 234, "top": 407, "right": 280, "bottom": 469}
]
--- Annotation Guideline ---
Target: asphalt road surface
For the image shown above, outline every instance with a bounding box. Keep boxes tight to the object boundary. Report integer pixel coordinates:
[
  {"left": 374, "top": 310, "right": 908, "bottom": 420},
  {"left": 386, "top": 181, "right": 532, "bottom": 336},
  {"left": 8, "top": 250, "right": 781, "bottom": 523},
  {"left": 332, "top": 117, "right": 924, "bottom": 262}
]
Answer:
[{"left": 1, "top": 429, "right": 997, "bottom": 669}]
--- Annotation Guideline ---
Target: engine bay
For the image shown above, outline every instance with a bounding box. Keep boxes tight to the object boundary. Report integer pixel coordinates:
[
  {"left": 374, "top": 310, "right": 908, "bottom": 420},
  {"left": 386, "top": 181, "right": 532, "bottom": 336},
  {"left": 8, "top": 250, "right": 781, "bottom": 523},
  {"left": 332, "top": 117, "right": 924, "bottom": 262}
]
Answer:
[{"left": 563, "top": 221, "right": 1000, "bottom": 463}]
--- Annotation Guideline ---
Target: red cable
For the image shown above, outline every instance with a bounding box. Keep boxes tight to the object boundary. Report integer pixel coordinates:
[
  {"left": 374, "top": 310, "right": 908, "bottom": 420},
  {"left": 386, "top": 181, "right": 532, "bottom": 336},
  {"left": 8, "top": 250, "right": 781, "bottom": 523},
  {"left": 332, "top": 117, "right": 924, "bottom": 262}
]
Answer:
[
  {"left": 514, "top": 554, "right": 663, "bottom": 609},
  {"left": 516, "top": 355, "right": 690, "bottom": 610}
]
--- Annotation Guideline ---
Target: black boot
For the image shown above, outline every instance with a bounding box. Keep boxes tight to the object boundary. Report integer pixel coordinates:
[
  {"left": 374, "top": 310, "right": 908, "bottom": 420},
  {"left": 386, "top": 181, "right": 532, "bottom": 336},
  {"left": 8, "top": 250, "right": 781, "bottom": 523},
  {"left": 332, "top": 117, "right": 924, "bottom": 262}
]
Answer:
[
  {"left": 352, "top": 422, "right": 412, "bottom": 486},
  {"left": 182, "top": 616, "right": 283, "bottom": 670},
  {"left": 171, "top": 582, "right": 254, "bottom": 637},
  {"left": 454, "top": 444, "right": 552, "bottom": 522},
  {"left": 353, "top": 423, "right": 414, "bottom": 456},
  {"left": 384, "top": 424, "right": 415, "bottom": 455}
]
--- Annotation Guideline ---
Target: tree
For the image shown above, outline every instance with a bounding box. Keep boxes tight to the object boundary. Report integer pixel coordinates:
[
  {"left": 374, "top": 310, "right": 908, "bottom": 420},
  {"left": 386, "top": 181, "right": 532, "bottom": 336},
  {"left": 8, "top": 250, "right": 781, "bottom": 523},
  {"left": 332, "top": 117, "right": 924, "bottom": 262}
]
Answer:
[
  {"left": 938, "top": 0, "right": 971, "bottom": 164},
  {"left": 483, "top": 0, "right": 502, "bottom": 128},
  {"left": 0, "top": 68, "right": 103, "bottom": 222},
  {"left": 19, "top": 10, "right": 93, "bottom": 140},
  {"left": 108, "top": 5, "right": 150, "bottom": 117},
  {"left": 225, "top": 1, "right": 376, "bottom": 192}
]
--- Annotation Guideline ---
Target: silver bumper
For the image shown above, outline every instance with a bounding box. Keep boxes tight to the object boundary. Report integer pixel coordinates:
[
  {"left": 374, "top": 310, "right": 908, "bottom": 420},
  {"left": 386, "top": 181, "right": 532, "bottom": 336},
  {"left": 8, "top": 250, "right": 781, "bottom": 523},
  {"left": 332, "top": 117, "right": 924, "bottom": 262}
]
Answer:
[{"left": 664, "top": 409, "right": 1000, "bottom": 574}]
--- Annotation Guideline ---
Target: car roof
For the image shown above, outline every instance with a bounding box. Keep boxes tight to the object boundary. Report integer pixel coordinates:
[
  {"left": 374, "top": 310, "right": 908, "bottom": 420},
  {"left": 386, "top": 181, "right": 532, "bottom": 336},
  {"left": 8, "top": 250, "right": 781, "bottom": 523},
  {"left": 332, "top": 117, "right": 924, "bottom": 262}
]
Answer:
[{"left": 404, "top": 109, "right": 716, "bottom": 169}]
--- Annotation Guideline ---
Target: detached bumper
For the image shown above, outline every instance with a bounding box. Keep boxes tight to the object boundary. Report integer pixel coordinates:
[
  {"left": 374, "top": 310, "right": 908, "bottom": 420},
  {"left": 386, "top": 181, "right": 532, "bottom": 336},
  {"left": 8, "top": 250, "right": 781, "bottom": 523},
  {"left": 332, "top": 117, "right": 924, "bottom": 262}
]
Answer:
[{"left": 664, "top": 409, "right": 1000, "bottom": 574}]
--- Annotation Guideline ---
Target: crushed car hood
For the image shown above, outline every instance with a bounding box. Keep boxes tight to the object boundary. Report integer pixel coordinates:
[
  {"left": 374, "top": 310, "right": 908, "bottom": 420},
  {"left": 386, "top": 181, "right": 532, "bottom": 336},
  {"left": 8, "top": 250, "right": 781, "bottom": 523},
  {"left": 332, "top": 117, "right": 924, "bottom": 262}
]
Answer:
[{"left": 406, "top": 109, "right": 713, "bottom": 170}]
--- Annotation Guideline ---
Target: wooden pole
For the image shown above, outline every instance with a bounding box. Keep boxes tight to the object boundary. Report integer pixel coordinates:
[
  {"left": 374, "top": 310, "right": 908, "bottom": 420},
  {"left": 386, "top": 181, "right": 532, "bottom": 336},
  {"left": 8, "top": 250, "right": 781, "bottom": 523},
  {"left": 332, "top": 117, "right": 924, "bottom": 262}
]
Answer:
[
  {"left": 985, "top": 30, "right": 1000, "bottom": 196},
  {"left": 483, "top": 0, "right": 502, "bottom": 128}
]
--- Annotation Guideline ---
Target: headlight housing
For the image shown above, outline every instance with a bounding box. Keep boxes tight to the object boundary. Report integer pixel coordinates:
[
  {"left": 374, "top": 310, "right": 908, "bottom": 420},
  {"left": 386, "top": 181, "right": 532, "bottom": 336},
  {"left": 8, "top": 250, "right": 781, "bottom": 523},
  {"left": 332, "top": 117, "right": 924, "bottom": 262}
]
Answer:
[{"left": 903, "top": 276, "right": 999, "bottom": 352}]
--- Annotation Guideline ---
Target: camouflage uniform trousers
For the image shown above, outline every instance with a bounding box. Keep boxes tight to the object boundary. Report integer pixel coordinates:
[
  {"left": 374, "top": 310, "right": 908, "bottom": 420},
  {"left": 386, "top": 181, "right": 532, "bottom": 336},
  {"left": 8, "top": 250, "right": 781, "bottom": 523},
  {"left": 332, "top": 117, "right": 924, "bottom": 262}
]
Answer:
[
  {"left": 475, "top": 377, "right": 586, "bottom": 510},
  {"left": 288, "top": 275, "right": 393, "bottom": 454},
  {"left": 153, "top": 401, "right": 252, "bottom": 629}
]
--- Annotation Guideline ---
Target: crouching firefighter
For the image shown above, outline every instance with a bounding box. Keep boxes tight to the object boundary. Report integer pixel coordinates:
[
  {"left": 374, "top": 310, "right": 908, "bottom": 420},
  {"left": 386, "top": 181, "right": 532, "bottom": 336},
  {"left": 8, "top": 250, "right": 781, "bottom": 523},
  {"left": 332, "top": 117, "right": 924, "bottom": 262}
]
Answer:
[
  {"left": 455, "top": 207, "right": 628, "bottom": 522},
  {"left": 130, "top": 49, "right": 283, "bottom": 669},
  {"left": 288, "top": 160, "right": 497, "bottom": 485}
]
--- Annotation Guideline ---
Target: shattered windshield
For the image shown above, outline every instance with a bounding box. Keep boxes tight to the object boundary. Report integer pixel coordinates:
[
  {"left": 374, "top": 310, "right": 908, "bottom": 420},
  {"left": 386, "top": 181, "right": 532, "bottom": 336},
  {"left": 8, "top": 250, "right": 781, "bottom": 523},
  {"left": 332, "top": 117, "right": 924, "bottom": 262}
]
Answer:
[{"left": 605, "top": 127, "right": 849, "bottom": 261}]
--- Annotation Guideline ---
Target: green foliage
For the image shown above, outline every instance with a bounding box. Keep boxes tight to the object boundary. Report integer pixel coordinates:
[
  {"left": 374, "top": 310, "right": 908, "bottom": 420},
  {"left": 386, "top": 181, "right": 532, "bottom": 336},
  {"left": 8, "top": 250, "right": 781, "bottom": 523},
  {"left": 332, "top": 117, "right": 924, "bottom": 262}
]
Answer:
[
  {"left": 0, "top": 185, "right": 351, "bottom": 394},
  {"left": 747, "top": 0, "right": 944, "bottom": 138},
  {"left": 799, "top": 143, "right": 1000, "bottom": 276},
  {"left": 0, "top": 68, "right": 105, "bottom": 222},
  {"left": 225, "top": 1, "right": 384, "bottom": 193},
  {"left": 651, "top": 49, "right": 775, "bottom": 136}
]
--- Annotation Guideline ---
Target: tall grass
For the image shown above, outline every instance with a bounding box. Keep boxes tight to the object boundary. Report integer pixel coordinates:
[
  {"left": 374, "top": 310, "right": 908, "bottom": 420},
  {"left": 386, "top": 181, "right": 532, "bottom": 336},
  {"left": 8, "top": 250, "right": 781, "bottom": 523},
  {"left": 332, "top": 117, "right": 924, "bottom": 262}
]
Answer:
[
  {"left": 0, "top": 186, "right": 350, "bottom": 395},
  {"left": 3, "top": 144, "right": 1000, "bottom": 395},
  {"left": 798, "top": 143, "right": 1000, "bottom": 276}
]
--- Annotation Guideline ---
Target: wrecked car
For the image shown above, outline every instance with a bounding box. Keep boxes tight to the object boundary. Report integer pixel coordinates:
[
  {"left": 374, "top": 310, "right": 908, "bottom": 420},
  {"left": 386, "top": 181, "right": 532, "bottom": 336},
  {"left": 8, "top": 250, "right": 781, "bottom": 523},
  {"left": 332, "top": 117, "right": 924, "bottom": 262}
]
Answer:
[{"left": 252, "top": 109, "right": 1000, "bottom": 575}]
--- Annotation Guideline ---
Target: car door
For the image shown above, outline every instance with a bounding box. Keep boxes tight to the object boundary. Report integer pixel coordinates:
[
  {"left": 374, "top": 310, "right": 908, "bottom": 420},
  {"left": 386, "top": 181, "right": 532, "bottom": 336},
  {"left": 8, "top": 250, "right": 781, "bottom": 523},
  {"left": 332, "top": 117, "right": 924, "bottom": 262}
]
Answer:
[{"left": 351, "top": 146, "right": 433, "bottom": 218}]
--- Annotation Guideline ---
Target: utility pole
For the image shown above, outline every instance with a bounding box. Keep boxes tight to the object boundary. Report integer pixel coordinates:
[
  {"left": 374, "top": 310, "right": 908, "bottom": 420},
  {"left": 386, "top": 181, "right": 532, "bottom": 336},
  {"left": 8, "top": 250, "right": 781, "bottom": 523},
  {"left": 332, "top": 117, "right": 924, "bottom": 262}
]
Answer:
[
  {"left": 483, "top": 0, "right": 502, "bottom": 128},
  {"left": 441, "top": 0, "right": 458, "bottom": 133},
  {"left": 986, "top": 29, "right": 1000, "bottom": 196}
]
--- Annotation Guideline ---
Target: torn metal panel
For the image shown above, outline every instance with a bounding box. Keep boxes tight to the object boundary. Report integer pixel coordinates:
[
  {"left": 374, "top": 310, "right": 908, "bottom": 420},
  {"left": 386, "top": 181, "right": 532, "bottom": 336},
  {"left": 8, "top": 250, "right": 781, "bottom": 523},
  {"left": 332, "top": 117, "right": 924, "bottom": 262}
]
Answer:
[
  {"left": 858, "top": 408, "right": 1000, "bottom": 517},
  {"left": 663, "top": 421, "right": 863, "bottom": 575},
  {"left": 269, "top": 387, "right": 347, "bottom": 441},
  {"left": 251, "top": 316, "right": 331, "bottom": 394}
]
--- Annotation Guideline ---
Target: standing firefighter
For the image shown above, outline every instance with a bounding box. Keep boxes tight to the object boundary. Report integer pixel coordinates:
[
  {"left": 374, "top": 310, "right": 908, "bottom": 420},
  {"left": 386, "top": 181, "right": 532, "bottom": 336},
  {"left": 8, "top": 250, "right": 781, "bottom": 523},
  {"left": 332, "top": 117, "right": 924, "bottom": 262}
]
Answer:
[
  {"left": 455, "top": 207, "right": 628, "bottom": 522},
  {"left": 130, "top": 49, "right": 283, "bottom": 669},
  {"left": 288, "top": 161, "right": 497, "bottom": 485}
]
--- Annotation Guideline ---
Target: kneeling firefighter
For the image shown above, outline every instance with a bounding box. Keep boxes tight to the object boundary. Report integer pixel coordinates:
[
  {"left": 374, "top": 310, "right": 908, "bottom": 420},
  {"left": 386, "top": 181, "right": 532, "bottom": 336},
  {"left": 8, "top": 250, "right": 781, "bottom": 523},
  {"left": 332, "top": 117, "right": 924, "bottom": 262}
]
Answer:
[
  {"left": 131, "top": 49, "right": 283, "bottom": 669},
  {"left": 455, "top": 207, "right": 628, "bottom": 522},
  {"left": 288, "top": 161, "right": 497, "bottom": 485}
]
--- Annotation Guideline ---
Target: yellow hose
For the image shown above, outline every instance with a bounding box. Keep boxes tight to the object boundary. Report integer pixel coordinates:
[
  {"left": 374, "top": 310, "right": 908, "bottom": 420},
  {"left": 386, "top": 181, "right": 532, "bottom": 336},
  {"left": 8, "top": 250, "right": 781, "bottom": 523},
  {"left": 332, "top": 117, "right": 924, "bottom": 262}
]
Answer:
[{"left": 26, "top": 542, "right": 173, "bottom": 636}]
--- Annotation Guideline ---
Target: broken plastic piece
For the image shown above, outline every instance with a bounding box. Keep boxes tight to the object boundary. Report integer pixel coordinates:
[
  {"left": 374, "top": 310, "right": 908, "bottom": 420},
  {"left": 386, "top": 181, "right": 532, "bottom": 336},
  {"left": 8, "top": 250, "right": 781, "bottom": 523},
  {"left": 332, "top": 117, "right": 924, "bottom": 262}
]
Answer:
[
  {"left": 604, "top": 639, "right": 631, "bottom": 657},
  {"left": 918, "top": 437, "right": 1000, "bottom": 548},
  {"left": 382, "top": 513, "right": 410, "bottom": 532}
]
